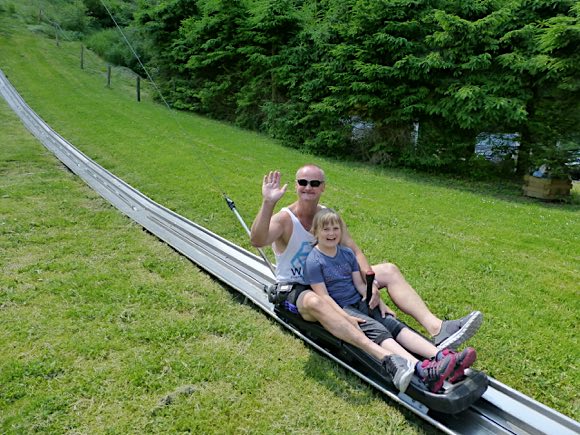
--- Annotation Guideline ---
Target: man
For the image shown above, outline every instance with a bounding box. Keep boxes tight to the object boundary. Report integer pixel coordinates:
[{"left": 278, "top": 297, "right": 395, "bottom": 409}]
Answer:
[{"left": 250, "top": 164, "right": 482, "bottom": 390}]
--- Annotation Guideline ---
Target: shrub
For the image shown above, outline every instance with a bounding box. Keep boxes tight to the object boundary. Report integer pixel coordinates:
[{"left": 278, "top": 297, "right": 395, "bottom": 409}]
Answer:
[
  {"left": 27, "top": 23, "right": 55, "bottom": 37},
  {"left": 0, "top": 2, "right": 16, "bottom": 15},
  {"left": 85, "top": 27, "right": 127, "bottom": 65},
  {"left": 59, "top": 2, "right": 93, "bottom": 33},
  {"left": 84, "top": 27, "right": 150, "bottom": 73}
]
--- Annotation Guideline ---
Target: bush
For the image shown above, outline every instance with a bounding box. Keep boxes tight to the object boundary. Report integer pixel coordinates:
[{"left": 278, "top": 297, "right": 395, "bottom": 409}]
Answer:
[
  {"left": 85, "top": 28, "right": 126, "bottom": 65},
  {"left": 0, "top": 3, "right": 16, "bottom": 14},
  {"left": 262, "top": 101, "right": 310, "bottom": 148},
  {"left": 27, "top": 23, "right": 55, "bottom": 38},
  {"left": 59, "top": 2, "right": 94, "bottom": 33},
  {"left": 530, "top": 140, "right": 580, "bottom": 179},
  {"left": 464, "top": 154, "right": 516, "bottom": 180},
  {"left": 84, "top": 27, "right": 150, "bottom": 73}
]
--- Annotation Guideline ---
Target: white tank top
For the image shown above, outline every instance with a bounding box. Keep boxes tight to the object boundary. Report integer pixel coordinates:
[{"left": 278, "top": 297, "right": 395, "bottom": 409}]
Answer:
[{"left": 274, "top": 207, "right": 315, "bottom": 284}]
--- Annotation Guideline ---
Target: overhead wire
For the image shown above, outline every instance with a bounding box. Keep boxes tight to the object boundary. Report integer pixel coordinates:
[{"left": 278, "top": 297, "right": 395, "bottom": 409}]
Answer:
[
  {"left": 97, "top": 0, "right": 228, "bottom": 196},
  {"left": 96, "top": 0, "right": 276, "bottom": 275}
]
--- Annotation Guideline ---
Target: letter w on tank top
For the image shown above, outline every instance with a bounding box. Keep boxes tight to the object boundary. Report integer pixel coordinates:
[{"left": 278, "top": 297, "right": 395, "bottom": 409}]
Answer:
[{"left": 274, "top": 207, "right": 315, "bottom": 284}]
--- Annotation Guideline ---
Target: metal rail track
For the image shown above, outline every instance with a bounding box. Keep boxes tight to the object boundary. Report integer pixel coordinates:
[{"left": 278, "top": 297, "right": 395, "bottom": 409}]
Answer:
[{"left": 2, "top": 69, "right": 578, "bottom": 435}]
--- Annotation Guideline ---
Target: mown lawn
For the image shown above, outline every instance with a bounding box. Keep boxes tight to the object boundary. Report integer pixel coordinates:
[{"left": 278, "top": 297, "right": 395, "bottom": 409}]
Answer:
[
  {"left": 1, "top": 4, "right": 579, "bottom": 430},
  {"left": 0, "top": 73, "right": 434, "bottom": 434}
]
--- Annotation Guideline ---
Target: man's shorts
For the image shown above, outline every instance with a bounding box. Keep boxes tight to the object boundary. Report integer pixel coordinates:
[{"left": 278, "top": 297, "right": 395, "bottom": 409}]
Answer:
[
  {"left": 343, "top": 300, "right": 406, "bottom": 345},
  {"left": 277, "top": 283, "right": 311, "bottom": 315},
  {"left": 275, "top": 285, "right": 407, "bottom": 345}
]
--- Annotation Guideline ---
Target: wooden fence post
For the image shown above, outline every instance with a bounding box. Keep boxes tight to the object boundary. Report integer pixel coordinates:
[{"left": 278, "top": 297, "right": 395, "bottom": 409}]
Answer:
[
  {"left": 136, "top": 76, "right": 141, "bottom": 102},
  {"left": 107, "top": 65, "right": 111, "bottom": 88},
  {"left": 80, "top": 44, "right": 84, "bottom": 70}
]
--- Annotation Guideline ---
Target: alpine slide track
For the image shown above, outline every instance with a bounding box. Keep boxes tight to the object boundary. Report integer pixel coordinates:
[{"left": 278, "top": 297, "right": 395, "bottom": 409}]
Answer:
[{"left": 2, "top": 69, "right": 578, "bottom": 435}]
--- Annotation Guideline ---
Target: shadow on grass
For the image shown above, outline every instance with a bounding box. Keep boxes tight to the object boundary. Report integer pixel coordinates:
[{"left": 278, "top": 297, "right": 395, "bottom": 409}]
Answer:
[
  {"left": 301, "top": 352, "right": 439, "bottom": 433},
  {"left": 223, "top": 285, "right": 436, "bottom": 433}
]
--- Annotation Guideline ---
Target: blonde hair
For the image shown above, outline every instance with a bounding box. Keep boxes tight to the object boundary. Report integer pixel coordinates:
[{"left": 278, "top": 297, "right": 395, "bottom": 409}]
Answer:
[{"left": 311, "top": 208, "right": 345, "bottom": 244}]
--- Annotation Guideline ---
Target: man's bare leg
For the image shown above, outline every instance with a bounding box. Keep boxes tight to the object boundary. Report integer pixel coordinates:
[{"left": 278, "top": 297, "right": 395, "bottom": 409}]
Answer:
[
  {"left": 374, "top": 262, "right": 484, "bottom": 349},
  {"left": 373, "top": 262, "right": 442, "bottom": 336},
  {"left": 297, "top": 291, "right": 390, "bottom": 361}
]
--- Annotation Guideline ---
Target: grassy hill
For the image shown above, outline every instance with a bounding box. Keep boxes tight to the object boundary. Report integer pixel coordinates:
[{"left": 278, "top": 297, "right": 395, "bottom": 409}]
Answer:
[{"left": 1, "top": 6, "right": 578, "bottom": 431}]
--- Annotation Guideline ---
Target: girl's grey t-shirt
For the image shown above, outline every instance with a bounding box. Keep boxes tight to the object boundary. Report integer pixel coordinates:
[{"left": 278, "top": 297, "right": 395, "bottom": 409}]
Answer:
[{"left": 305, "top": 245, "right": 361, "bottom": 307}]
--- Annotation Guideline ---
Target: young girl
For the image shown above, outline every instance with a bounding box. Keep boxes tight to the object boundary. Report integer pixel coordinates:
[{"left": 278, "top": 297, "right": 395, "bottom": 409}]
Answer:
[{"left": 304, "top": 208, "right": 477, "bottom": 393}]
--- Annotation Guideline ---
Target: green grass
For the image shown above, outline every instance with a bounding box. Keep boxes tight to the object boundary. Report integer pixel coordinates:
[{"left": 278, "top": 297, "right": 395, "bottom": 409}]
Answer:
[
  {"left": 1, "top": 4, "right": 579, "bottom": 429},
  {"left": 0, "top": 72, "right": 431, "bottom": 434}
]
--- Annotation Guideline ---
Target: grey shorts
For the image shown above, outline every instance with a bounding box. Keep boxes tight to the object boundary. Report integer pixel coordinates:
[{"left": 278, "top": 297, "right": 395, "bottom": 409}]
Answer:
[
  {"left": 343, "top": 300, "right": 406, "bottom": 345},
  {"left": 277, "top": 286, "right": 406, "bottom": 345}
]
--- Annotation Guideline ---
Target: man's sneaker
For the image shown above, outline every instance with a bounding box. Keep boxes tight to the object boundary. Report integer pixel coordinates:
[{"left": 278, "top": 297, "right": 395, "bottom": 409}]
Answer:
[
  {"left": 437, "top": 347, "right": 477, "bottom": 383},
  {"left": 382, "top": 355, "right": 414, "bottom": 393},
  {"left": 434, "top": 311, "right": 483, "bottom": 350},
  {"left": 415, "top": 354, "right": 456, "bottom": 393}
]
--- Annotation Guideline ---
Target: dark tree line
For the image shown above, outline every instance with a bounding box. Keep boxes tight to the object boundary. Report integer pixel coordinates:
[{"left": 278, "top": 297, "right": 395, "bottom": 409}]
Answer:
[{"left": 61, "top": 0, "right": 580, "bottom": 177}]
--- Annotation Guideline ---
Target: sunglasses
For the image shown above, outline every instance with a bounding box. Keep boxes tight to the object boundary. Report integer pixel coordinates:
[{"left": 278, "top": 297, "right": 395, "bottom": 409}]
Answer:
[{"left": 296, "top": 179, "right": 324, "bottom": 187}]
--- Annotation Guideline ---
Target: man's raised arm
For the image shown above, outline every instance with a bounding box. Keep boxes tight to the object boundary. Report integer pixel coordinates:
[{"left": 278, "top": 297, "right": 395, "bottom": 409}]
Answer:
[{"left": 250, "top": 171, "right": 287, "bottom": 248}]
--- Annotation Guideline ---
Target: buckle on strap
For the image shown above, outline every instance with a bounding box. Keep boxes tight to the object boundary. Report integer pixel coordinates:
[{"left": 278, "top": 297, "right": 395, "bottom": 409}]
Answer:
[{"left": 267, "top": 282, "right": 295, "bottom": 304}]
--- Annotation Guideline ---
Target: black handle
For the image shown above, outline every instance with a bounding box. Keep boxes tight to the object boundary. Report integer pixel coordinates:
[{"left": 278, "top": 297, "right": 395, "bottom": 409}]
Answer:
[{"left": 365, "top": 271, "right": 375, "bottom": 308}]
